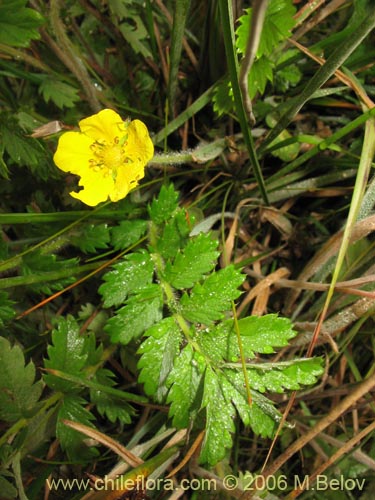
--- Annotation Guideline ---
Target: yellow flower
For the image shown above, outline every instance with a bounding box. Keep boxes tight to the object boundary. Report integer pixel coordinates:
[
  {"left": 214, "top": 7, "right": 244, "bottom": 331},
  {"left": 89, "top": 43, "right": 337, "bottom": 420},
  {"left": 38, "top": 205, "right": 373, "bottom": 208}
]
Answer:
[{"left": 53, "top": 109, "right": 154, "bottom": 206}]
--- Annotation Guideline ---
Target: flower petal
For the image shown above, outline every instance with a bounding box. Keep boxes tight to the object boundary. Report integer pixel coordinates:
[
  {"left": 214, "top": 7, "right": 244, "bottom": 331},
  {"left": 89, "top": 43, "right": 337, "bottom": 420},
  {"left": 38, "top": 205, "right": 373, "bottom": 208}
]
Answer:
[
  {"left": 53, "top": 131, "right": 93, "bottom": 175},
  {"left": 79, "top": 109, "right": 126, "bottom": 143},
  {"left": 126, "top": 119, "right": 154, "bottom": 165},
  {"left": 110, "top": 161, "right": 145, "bottom": 202},
  {"left": 70, "top": 172, "right": 115, "bottom": 206}
]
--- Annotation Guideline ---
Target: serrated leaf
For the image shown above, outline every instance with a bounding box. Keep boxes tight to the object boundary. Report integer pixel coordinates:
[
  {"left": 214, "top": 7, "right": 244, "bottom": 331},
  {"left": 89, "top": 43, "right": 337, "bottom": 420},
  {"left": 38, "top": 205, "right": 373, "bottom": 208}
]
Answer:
[
  {"left": 71, "top": 223, "right": 110, "bottom": 253},
  {"left": 90, "top": 369, "right": 135, "bottom": 424},
  {"left": 105, "top": 285, "right": 163, "bottom": 344},
  {"left": 236, "top": 0, "right": 296, "bottom": 58},
  {"left": 200, "top": 366, "right": 235, "bottom": 465},
  {"left": 247, "top": 56, "right": 274, "bottom": 98},
  {"left": 148, "top": 184, "right": 179, "bottom": 224},
  {"left": 200, "top": 315, "right": 297, "bottom": 362},
  {"left": 0, "top": 118, "right": 46, "bottom": 167},
  {"left": 223, "top": 370, "right": 281, "bottom": 437},
  {"left": 245, "top": 358, "right": 324, "bottom": 393},
  {"left": 164, "top": 232, "right": 219, "bottom": 289},
  {"left": 0, "top": 291, "right": 15, "bottom": 326},
  {"left": 39, "top": 78, "right": 80, "bottom": 109},
  {"left": 213, "top": 78, "right": 234, "bottom": 116},
  {"left": 44, "top": 316, "right": 88, "bottom": 392},
  {"left": 275, "top": 49, "right": 302, "bottom": 92},
  {"left": 180, "top": 265, "right": 244, "bottom": 325},
  {"left": 99, "top": 251, "right": 154, "bottom": 307},
  {"left": 56, "top": 394, "right": 97, "bottom": 461},
  {"left": 111, "top": 219, "right": 148, "bottom": 250},
  {"left": 138, "top": 317, "right": 182, "bottom": 402},
  {"left": 119, "top": 17, "right": 152, "bottom": 59},
  {"left": 166, "top": 345, "right": 205, "bottom": 427},
  {"left": 0, "top": 1, "right": 44, "bottom": 47},
  {"left": 235, "top": 0, "right": 295, "bottom": 99},
  {"left": 21, "top": 251, "right": 78, "bottom": 294},
  {"left": 0, "top": 337, "right": 43, "bottom": 422},
  {"left": 155, "top": 209, "right": 191, "bottom": 259}
]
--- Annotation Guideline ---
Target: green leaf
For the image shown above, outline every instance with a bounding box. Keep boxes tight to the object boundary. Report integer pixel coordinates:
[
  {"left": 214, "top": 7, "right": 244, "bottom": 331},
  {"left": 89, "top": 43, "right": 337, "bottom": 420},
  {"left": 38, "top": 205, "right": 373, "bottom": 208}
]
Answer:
[
  {"left": 180, "top": 265, "right": 244, "bottom": 325},
  {"left": 200, "top": 366, "right": 235, "bottom": 465},
  {"left": 0, "top": 291, "right": 16, "bottom": 326},
  {"left": 0, "top": 337, "right": 43, "bottom": 422},
  {"left": 235, "top": 0, "right": 296, "bottom": 98},
  {"left": 0, "top": 117, "right": 47, "bottom": 167},
  {"left": 38, "top": 78, "right": 80, "bottom": 109},
  {"left": 111, "top": 219, "right": 148, "bottom": 250},
  {"left": 164, "top": 233, "right": 220, "bottom": 289},
  {"left": 0, "top": 475, "right": 18, "bottom": 499},
  {"left": 99, "top": 251, "right": 154, "bottom": 307},
  {"left": 90, "top": 369, "right": 135, "bottom": 424},
  {"left": 44, "top": 316, "right": 88, "bottom": 392},
  {"left": 234, "top": 315, "right": 297, "bottom": 357},
  {"left": 200, "top": 315, "right": 297, "bottom": 362},
  {"left": 266, "top": 112, "right": 300, "bottom": 161},
  {"left": 236, "top": 0, "right": 296, "bottom": 58},
  {"left": 119, "top": 17, "right": 152, "bottom": 59},
  {"left": 108, "top": 0, "right": 133, "bottom": 19},
  {"left": 138, "top": 317, "right": 182, "bottom": 402},
  {"left": 155, "top": 209, "right": 191, "bottom": 259},
  {"left": 71, "top": 223, "right": 110, "bottom": 253},
  {"left": 148, "top": 184, "right": 179, "bottom": 224},
  {"left": 245, "top": 358, "right": 324, "bottom": 393},
  {"left": 105, "top": 285, "right": 163, "bottom": 344},
  {"left": 56, "top": 394, "right": 97, "bottom": 461},
  {"left": 166, "top": 345, "right": 205, "bottom": 428},
  {"left": 247, "top": 56, "right": 274, "bottom": 99},
  {"left": 0, "top": 1, "right": 44, "bottom": 47},
  {"left": 223, "top": 370, "right": 282, "bottom": 437},
  {"left": 275, "top": 49, "right": 302, "bottom": 92},
  {"left": 213, "top": 78, "right": 234, "bottom": 116},
  {"left": 21, "top": 251, "right": 78, "bottom": 294}
]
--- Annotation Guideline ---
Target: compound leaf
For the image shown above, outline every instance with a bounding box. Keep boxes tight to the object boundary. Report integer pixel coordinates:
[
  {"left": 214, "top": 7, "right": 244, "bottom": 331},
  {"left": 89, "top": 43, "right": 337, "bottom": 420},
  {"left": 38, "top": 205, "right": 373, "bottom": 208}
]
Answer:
[
  {"left": 38, "top": 78, "right": 80, "bottom": 109},
  {"left": 236, "top": 0, "right": 296, "bottom": 58},
  {"left": 200, "top": 366, "right": 235, "bottom": 465},
  {"left": 56, "top": 394, "right": 97, "bottom": 461},
  {"left": 138, "top": 317, "right": 182, "bottom": 402},
  {"left": 99, "top": 251, "right": 154, "bottom": 307},
  {"left": 71, "top": 223, "right": 110, "bottom": 253},
  {"left": 0, "top": 1, "right": 44, "bottom": 47},
  {"left": 44, "top": 316, "right": 88, "bottom": 392},
  {"left": 180, "top": 265, "right": 244, "bottom": 324},
  {"left": 166, "top": 345, "right": 205, "bottom": 428},
  {"left": 155, "top": 209, "right": 191, "bottom": 259},
  {"left": 148, "top": 184, "right": 179, "bottom": 224},
  {"left": 200, "top": 315, "right": 297, "bottom": 362},
  {"left": 105, "top": 285, "right": 163, "bottom": 344},
  {"left": 164, "top": 232, "right": 220, "bottom": 289},
  {"left": 90, "top": 369, "right": 135, "bottom": 424},
  {"left": 245, "top": 357, "right": 324, "bottom": 393},
  {"left": 0, "top": 337, "right": 43, "bottom": 422},
  {"left": 111, "top": 219, "right": 148, "bottom": 250}
]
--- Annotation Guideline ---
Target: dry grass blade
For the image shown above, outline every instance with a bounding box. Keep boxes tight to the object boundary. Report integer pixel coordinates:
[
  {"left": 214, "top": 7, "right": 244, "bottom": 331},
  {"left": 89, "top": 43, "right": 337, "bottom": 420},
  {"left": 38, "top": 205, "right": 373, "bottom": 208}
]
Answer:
[
  {"left": 242, "top": 372, "right": 375, "bottom": 498},
  {"left": 62, "top": 419, "right": 143, "bottom": 467}
]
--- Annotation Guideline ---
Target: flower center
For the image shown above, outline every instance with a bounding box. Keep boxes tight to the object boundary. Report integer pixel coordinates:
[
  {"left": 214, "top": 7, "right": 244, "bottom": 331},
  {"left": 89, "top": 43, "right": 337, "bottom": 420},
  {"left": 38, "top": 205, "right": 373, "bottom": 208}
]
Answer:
[
  {"left": 89, "top": 137, "right": 129, "bottom": 178},
  {"left": 102, "top": 144, "right": 123, "bottom": 169}
]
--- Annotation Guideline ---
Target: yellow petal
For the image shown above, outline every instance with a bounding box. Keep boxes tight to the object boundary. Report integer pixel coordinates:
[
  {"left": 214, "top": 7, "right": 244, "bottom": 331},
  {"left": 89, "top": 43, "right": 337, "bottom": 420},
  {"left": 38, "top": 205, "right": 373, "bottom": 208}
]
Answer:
[
  {"left": 79, "top": 109, "right": 126, "bottom": 143},
  {"left": 70, "top": 171, "right": 115, "bottom": 206},
  {"left": 126, "top": 119, "right": 154, "bottom": 165},
  {"left": 53, "top": 131, "right": 93, "bottom": 175},
  {"left": 110, "top": 162, "right": 145, "bottom": 202}
]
